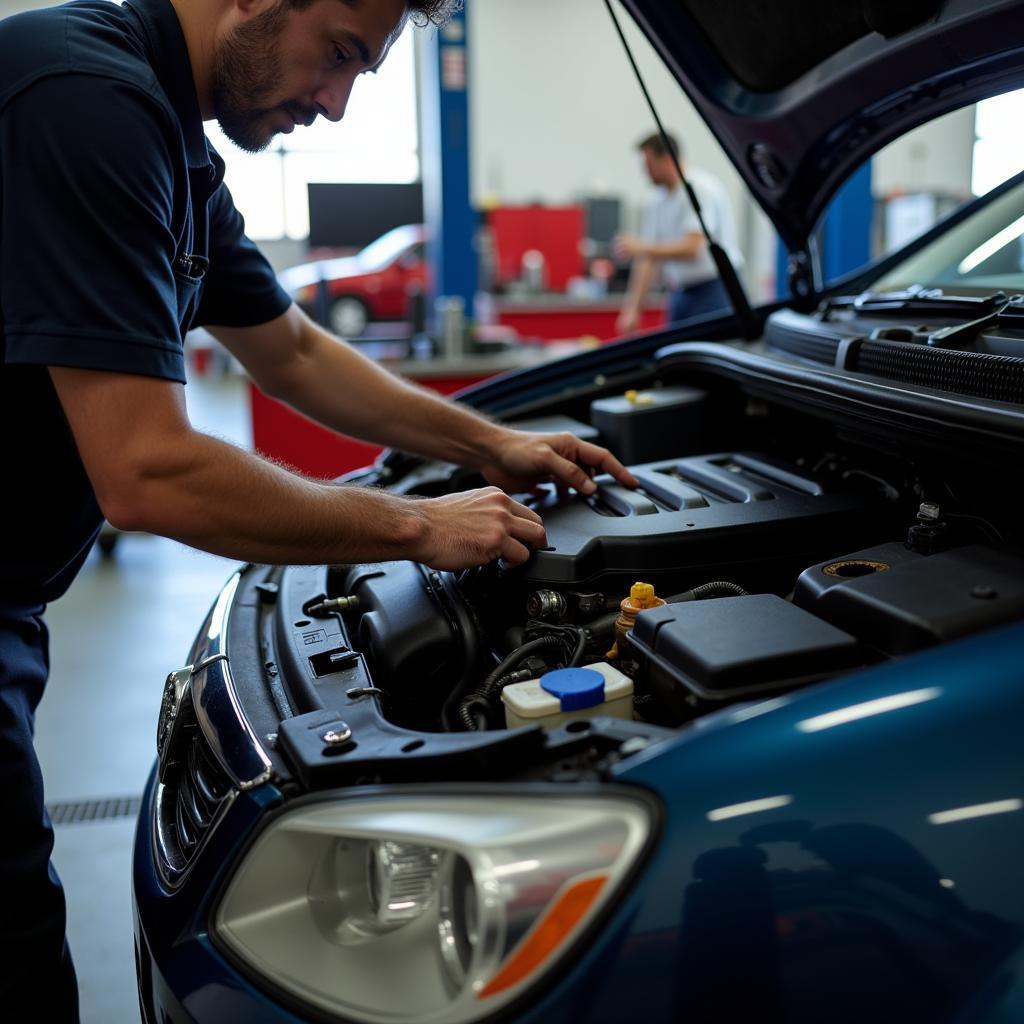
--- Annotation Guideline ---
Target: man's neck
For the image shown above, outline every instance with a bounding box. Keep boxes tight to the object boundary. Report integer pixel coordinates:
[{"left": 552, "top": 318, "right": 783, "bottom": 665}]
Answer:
[
  {"left": 660, "top": 165, "right": 684, "bottom": 191},
  {"left": 169, "top": 0, "right": 219, "bottom": 118}
]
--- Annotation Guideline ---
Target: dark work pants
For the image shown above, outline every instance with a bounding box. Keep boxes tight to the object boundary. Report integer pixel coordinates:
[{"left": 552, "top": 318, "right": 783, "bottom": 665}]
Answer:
[
  {"left": 667, "top": 277, "right": 730, "bottom": 323},
  {"left": 0, "top": 607, "right": 79, "bottom": 1022}
]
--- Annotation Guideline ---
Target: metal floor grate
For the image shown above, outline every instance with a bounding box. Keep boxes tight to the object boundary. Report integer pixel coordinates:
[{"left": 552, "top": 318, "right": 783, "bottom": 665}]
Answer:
[{"left": 48, "top": 795, "right": 142, "bottom": 825}]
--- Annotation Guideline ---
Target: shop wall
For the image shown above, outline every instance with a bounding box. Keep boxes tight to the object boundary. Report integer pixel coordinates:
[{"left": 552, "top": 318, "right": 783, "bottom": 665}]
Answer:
[{"left": 463, "top": 0, "right": 778, "bottom": 299}]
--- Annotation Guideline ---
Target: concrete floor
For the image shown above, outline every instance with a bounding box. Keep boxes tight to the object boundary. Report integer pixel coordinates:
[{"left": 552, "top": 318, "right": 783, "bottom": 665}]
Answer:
[{"left": 36, "top": 370, "right": 250, "bottom": 1023}]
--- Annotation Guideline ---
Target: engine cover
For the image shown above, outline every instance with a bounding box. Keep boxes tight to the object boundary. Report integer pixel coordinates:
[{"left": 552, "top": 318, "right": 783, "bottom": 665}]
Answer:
[{"left": 514, "top": 451, "right": 891, "bottom": 589}]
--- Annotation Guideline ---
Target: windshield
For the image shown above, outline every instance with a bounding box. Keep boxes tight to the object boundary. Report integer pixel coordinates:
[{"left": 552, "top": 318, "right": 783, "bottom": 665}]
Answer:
[
  {"left": 356, "top": 225, "right": 422, "bottom": 271},
  {"left": 873, "top": 174, "right": 1024, "bottom": 294}
]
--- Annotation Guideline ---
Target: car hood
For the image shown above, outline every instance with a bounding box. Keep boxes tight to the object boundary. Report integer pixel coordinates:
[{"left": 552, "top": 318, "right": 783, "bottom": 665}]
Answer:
[{"left": 622, "top": 0, "right": 1024, "bottom": 252}]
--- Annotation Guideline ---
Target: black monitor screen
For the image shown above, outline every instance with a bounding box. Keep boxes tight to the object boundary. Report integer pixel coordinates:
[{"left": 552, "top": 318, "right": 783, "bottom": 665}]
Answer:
[{"left": 307, "top": 182, "right": 424, "bottom": 249}]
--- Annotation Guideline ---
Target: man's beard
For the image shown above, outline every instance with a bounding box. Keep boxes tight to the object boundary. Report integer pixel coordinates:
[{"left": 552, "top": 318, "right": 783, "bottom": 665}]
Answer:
[{"left": 211, "top": 2, "right": 297, "bottom": 153}]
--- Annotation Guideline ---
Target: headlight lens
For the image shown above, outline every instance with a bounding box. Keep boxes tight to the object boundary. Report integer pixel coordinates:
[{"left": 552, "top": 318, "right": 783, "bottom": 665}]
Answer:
[{"left": 213, "top": 793, "right": 651, "bottom": 1023}]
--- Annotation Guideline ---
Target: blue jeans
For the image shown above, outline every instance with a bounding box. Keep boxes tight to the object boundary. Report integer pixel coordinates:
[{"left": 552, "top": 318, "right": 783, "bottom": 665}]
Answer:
[
  {"left": 667, "top": 277, "right": 730, "bottom": 323},
  {"left": 0, "top": 606, "right": 79, "bottom": 1022}
]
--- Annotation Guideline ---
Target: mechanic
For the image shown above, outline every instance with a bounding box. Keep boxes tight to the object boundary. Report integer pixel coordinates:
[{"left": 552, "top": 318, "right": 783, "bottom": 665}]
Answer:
[
  {"left": 0, "top": 0, "right": 638, "bottom": 1016},
  {"left": 615, "top": 131, "right": 742, "bottom": 333}
]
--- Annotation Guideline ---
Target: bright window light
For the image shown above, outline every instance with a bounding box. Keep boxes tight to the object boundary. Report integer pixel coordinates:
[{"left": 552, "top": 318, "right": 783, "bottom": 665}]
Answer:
[
  {"left": 973, "top": 89, "right": 1024, "bottom": 196},
  {"left": 957, "top": 211, "right": 1024, "bottom": 273},
  {"left": 205, "top": 24, "right": 419, "bottom": 240}
]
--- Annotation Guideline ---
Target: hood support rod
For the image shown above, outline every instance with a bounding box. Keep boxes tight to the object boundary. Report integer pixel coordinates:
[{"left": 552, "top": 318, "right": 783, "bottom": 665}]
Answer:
[{"left": 604, "top": 0, "right": 760, "bottom": 340}]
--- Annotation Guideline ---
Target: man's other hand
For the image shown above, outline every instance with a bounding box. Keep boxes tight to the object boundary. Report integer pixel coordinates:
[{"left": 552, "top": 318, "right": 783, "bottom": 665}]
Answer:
[
  {"left": 616, "top": 307, "right": 641, "bottom": 334},
  {"left": 612, "top": 232, "right": 643, "bottom": 261},
  {"left": 414, "top": 487, "right": 547, "bottom": 569},
  {"left": 481, "top": 430, "right": 639, "bottom": 497}
]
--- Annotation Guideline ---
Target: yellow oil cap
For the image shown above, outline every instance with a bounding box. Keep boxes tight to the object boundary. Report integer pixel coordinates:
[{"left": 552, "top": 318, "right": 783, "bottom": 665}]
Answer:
[
  {"left": 624, "top": 389, "right": 656, "bottom": 406},
  {"left": 630, "top": 581, "right": 657, "bottom": 608}
]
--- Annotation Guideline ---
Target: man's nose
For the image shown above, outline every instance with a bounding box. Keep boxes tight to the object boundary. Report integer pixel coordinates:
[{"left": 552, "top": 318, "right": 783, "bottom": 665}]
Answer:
[{"left": 313, "top": 76, "right": 355, "bottom": 122}]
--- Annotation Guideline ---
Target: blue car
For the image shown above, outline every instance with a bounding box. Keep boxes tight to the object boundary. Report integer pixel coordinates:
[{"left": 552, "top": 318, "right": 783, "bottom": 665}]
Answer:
[{"left": 134, "top": 2, "right": 1024, "bottom": 1021}]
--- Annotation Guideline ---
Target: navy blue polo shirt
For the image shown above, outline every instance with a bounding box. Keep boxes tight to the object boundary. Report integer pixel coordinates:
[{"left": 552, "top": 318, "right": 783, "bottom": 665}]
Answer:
[{"left": 0, "top": 0, "right": 292, "bottom": 605}]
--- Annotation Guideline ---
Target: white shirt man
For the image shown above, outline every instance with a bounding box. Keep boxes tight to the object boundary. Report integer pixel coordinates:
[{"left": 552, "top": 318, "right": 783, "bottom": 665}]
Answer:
[{"left": 615, "top": 132, "right": 741, "bottom": 332}]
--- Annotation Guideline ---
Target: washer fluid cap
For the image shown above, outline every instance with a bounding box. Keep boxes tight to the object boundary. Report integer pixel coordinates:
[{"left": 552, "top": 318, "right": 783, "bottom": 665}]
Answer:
[{"left": 540, "top": 668, "right": 606, "bottom": 712}]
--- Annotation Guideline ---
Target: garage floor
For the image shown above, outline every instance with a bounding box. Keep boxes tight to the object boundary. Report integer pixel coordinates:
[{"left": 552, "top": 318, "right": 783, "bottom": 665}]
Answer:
[{"left": 36, "top": 371, "right": 250, "bottom": 1023}]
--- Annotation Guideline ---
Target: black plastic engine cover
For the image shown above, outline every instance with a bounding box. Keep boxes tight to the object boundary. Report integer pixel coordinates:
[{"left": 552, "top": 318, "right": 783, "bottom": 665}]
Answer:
[
  {"left": 513, "top": 451, "right": 891, "bottom": 589},
  {"left": 794, "top": 543, "right": 1024, "bottom": 654}
]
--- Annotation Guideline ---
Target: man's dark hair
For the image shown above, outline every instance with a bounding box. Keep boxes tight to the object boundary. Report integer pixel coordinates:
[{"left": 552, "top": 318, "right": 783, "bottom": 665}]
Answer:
[
  {"left": 638, "top": 131, "right": 682, "bottom": 161},
  {"left": 283, "top": 0, "right": 463, "bottom": 27},
  {"left": 407, "top": 0, "right": 463, "bottom": 27}
]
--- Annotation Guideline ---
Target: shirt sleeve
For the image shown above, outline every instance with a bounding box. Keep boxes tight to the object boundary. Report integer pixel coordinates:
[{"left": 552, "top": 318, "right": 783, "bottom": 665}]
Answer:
[
  {"left": 193, "top": 181, "right": 293, "bottom": 328},
  {"left": 1, "top": 74, "right": 188, "bottom": 382}
]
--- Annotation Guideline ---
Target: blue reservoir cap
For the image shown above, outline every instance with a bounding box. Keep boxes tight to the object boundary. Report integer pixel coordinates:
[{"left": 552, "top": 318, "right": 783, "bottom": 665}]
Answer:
[{"left": 540, "top": 668, "right": 605, "bottom": 712}]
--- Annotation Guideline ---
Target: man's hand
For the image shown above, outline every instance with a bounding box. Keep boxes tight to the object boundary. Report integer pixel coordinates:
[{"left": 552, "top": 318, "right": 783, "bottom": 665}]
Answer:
[
  {"left": 480, "top": 430, "right": 639, "bottom": 496},
  {"left": 413, "top": 487, "right": 547, "bottom": 569},
  {"left": 613, "top": 233, "right": 646, "bottom": 261},
  {"left": 616, "top": 307, "right": 641, "bottom": 334}
]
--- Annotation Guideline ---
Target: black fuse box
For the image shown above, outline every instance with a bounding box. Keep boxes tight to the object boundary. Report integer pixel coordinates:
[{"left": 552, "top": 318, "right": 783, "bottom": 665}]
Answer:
[
  {"left": 629, "top": 595, "right": 864, "bottom": 715},
  {"left": 589, "top": 386, "right": 709, "bottom": 464}
]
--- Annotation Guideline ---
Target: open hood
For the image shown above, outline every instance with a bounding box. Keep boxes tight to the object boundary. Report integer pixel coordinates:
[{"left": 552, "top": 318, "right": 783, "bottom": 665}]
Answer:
[{"left": 621, "top": 0, "right": 1024, "bottom": 264}]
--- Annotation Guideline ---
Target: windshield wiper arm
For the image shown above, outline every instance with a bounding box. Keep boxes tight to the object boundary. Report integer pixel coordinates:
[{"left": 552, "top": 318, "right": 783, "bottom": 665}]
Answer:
[{"left": 822, "top": 286, "right": 1009, "bottom": 319}]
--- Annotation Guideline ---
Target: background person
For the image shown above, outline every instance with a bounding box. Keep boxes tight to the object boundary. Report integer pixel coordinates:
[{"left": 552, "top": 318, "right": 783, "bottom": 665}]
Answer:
[{"left": 615, "top": 131, "right": 742, "bottom": 333}]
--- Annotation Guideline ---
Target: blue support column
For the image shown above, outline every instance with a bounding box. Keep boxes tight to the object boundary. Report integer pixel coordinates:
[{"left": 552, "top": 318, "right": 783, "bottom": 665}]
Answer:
[
  {"left": 821, "top": 160, "right": 873, "bottom": 282},
  {"left": 775, "top": 160, "right": 873, "bottom": 297},
  {"left": 419, "top": 8, "right": 477, "bottom": 322},
  {"left": 775, "top": 236, "right": 791, "bottom": 300}
]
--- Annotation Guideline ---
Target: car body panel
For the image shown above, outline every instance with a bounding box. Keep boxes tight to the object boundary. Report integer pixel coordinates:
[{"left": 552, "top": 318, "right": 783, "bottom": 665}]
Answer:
[
  {"left": 133, "top": 567, "right": 1024, "bottom": 1021},
  {"left": 622, "top": 0, "right": 1024, "bottom": 252}
]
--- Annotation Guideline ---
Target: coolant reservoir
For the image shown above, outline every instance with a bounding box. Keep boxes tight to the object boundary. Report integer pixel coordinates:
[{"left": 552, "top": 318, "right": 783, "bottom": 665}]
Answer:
[{"left": 501, "top": 663, "right": 634, "bottom": 730}]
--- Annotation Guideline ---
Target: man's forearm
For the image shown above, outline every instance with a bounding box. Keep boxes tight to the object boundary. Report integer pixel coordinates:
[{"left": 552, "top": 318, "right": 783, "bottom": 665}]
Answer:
[
  {"left": 622, "top": 256, "right": 658, "bottom": 316},
  {"left": 635, "top": 235, "right": 705, "bottom": 261},
  {"left": 109, "top": 428, "right": 429, "bottom": 565},
  {"left": 49, "top": 365, "right": 553, "bottom": 571},
  {"left": 265, "top": 318, "right": 509, "bottom": 467}
]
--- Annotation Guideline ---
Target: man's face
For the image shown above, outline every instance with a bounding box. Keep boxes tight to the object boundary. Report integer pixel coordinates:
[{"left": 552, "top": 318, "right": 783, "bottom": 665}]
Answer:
[
  {"left": 212, "top": 0, "right": 408, "bottom": 153},
  {"left": 641, "top": 147, "right": 677, "bottom": 187}
]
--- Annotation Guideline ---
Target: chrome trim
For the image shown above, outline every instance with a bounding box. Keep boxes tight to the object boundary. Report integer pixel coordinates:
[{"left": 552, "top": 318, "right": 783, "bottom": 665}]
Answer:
[
  {"left": 193, "top": 652, "right": 228, "bottom": 674},
  {"left": 188, "top": 573, "right": 274, "bottom": 791},
  {"left": 153, "top": 783, "right": 237, "bottom": 890}
]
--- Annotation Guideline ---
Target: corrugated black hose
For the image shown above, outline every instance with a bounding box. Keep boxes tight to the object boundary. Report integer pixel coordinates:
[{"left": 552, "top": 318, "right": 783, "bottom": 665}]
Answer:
[{"left": 684, "top": 582, "right": 749, "bottom": 600}]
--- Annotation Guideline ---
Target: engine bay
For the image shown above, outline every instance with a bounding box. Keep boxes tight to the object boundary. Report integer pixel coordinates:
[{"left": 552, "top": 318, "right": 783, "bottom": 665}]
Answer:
[{"left": 249, "top": 362, "right": 1024, "bottom": 793}]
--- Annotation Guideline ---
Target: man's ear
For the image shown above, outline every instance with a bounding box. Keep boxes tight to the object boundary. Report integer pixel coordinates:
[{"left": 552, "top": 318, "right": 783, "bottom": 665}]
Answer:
[{"left": 234, "top": 0, "right": 278, "bottom": 19}]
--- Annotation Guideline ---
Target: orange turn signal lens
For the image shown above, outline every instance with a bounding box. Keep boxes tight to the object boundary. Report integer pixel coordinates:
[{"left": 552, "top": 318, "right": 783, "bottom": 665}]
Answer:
[{"left": 477, "top": 874, "right": 608, "bottom": 999}]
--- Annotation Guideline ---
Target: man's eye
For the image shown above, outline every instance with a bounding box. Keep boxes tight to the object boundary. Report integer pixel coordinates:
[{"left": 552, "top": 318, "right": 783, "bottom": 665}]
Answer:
[{"left": 333, "top": 46, "right": 349, "bottom": 65}]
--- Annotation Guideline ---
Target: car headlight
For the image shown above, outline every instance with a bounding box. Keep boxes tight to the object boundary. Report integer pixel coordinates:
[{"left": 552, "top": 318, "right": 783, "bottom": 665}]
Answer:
[{"left": 213, "top": 792, "right": 652, "bottom": 1022}]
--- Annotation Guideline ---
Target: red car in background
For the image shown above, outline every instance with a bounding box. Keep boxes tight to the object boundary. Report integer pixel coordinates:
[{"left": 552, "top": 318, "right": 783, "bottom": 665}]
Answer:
[{"left": 278, "top": 224, "right": 427, "bottom": 337}]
